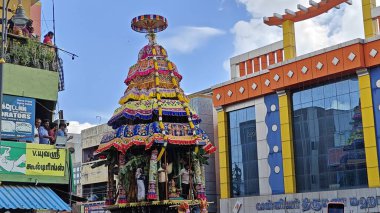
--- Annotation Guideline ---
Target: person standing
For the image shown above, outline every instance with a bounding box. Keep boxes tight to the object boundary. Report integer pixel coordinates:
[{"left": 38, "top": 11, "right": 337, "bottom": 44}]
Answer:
[
  {"left": 136, "top": 167, "right": 145, "bottom": 201},
  {"left": 33, "top": 118, "right": 41, "bottom": 143},
  {"left": 25, "top": 20, "right": 34, "bottom": 38},
  {"left": 43, "top": 31, "right": 54, "bottom": 46},
  {"left": 48, "top": 123, "right": 58, "bottom": 145},
  {"left": 39, "top": 119, "right": 52, "bottom": 144},
  {"left": 57, "top": 123, "right": 65, "bottom": 136},
  {"left": 174, "top": 164, "right": 192, "bottom": 199},
  {"left": 57, "top": 123, "right": 73, "bottom": 140},
  {"left": 157, "top": 162, "right": 168, "bottom": 200}
]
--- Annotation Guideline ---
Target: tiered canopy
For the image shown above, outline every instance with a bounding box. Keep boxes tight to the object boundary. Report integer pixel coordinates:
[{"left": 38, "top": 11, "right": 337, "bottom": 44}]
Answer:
[{"left": 96, "top": 15, "right": 216, "bottom": 155}]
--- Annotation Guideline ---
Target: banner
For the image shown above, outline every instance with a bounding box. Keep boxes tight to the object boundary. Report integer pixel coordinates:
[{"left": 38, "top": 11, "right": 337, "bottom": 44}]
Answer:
[
  {"left": 0, "top": 141, "right": 66, "bottom": 176},
  {"left": 1, "top": 95, "right": 35, "bottom": 141}
]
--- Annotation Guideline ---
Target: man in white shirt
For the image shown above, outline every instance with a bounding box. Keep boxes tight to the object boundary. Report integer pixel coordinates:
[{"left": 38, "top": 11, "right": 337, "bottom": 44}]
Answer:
[
  {"left": 175, "top": 164, "right": 192, "bottom": 199},
  {"left": 33, "top": 118, "right": 41, "bottom": 143},
  {"left": 157, "top": 162, "right": 168, "bottom": 200}
]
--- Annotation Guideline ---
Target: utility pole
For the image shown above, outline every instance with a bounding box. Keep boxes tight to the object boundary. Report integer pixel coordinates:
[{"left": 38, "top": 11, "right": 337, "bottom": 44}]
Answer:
[
  {"left": 0, "top": 0, "right": 8, "bottom": 141},
  {"left": 0, "top": 0, "right": 34, "bottom": 141}
]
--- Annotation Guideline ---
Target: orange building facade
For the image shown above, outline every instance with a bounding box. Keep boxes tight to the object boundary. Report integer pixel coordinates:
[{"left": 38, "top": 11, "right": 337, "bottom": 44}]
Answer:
[{"left": 213, "top": 1, "right": 380, "bottom": 212}]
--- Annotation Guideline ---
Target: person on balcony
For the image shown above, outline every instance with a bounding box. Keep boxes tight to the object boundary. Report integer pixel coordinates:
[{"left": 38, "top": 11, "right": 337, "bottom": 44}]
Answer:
[
  {"left": 43, "top": 31, "right": 54, "bottom": 46},
  {"left": 25, "top": 20, "right": 33, "bottom": 37},
  {"left": 48, "top": 123, "right": 58, "bottom": 145},
  {"left": 33, "top": 118, "right": 41, "bottom": 143},
  {"left": 57, "top": 123, "right": 73, "bottom": 141},
  {"left": 28, "top": 27, "right": 38, "bottom": 39},
  {"left": 25, "top": 20, "right": 37, "bottom": 39},
  {"left": 22, "top": 23, "right": 30, "bottom": 37},
  {"left": 39, "top": 119, "right": 53, "bottom": 144}
]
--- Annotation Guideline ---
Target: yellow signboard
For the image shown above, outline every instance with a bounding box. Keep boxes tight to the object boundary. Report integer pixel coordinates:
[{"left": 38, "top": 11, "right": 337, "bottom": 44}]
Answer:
[{"left": 25, "top": 143, "right": 67, "bottom": 176}]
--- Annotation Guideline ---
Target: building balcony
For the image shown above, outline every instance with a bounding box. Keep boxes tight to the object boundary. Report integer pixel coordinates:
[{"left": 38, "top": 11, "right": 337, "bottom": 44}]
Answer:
[
  {"left": 4, "top": 33, "right": 59, "bottom": 72},
  {"left": 2, "top": 33, "right": 61, "bottom": 102}
]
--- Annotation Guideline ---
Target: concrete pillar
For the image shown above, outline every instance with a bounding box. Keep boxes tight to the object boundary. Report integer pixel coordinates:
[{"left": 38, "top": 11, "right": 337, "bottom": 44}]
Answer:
[
  {"left": 362, "top": 0, "right": 379, "bottom": 38},
  {"left": 277, "top": 90, "right": 296, "bottom": 193},
  {"left": 282, "top": 20, "right": 296, "bottom": 60},
  {"left": 217, "top": 109, "right": 231, "bottom": 199},
  {"left": 357, "top": 69, "right": 380, "bottom": 187}
]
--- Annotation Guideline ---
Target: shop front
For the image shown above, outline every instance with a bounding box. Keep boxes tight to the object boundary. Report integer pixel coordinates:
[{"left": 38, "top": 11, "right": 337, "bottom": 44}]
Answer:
[{"left": 0, "top": 141, "right": 72, "bottom": 212}]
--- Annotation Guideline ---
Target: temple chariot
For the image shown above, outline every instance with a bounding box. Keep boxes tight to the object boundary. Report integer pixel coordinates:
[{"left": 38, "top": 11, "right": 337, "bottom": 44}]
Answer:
[{"left": 93, "top": 15, "right": 216, "bottom": 213}]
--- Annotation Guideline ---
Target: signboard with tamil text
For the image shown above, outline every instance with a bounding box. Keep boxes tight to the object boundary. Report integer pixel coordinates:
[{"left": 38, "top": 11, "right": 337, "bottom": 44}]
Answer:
[
  {"left": 1, "top": 95, "right": 35, "bottom": 141},
  {"left": 0, "top": 141, "right": 66, "bottom": 176}
]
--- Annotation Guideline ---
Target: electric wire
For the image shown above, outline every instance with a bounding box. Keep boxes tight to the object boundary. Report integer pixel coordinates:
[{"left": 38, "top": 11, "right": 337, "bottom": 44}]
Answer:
[{"left": 41, "top": 10, "right": 50, "bottom": 35}]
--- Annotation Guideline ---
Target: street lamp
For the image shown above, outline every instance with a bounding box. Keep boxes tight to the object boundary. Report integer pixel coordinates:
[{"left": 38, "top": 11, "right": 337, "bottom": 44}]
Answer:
[
  {"left": 0, "top": 0, "right": 30, "bottom": 140},
  {"left": 11, "top": 1, "right": 29, "bottom": 28}
]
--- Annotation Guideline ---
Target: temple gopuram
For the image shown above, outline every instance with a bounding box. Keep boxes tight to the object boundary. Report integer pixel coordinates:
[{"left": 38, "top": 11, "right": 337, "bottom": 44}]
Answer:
[{"left": 93, "top": 14, "right": 216, "bottom": 213}]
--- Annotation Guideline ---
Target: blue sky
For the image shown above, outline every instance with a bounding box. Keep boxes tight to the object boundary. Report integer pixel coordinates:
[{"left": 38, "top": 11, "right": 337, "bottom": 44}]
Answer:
[
  {"left": 39, "top": 0, "right": 377, "bottom": 133},
  {"left": 40, "top": 0, "right": 249, "bottom": 131}
]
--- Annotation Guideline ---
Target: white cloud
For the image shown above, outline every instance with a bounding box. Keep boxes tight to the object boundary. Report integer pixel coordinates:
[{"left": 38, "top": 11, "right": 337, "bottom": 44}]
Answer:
[
  {"left": 294, "top": 19, "right": 332, "bottom": 55},
  {"left": 67, "top": 121, "right": 95, "bottom": 134},
  {"left": 160, "top": 26, "right": 225, "bottom": 54},
  {"left": 231, "top": 18, "right": 282, "bottom": 55},
  {"left": 226, "top": 0, "right": 379, "bottom": 71},
  {"left": 294, "top": 2, "right": 364, "bottom": 55},
  {"left": 237, "top": 0, "right": 310, "bottom": 18},
  {"left": 223, "top": 59, "right": 231, "bottom": 73}
]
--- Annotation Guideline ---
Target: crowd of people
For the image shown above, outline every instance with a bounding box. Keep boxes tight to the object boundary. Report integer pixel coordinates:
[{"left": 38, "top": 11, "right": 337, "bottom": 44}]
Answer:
[{"left": 33, "top": 118, "right": 72, "bottom": 145}]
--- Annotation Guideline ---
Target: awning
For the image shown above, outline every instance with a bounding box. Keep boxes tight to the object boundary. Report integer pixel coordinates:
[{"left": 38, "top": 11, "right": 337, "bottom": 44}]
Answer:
[{"left": 0, "top": 185, "right": 71, "bottom": 211}]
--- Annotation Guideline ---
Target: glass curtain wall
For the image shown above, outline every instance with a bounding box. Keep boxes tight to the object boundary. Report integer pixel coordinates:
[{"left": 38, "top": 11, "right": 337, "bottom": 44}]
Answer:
[
  {"left": 292, "top": 77, "right": 368, "bottom": 192},
  {"left": 228, "top": 106, "right": 259, "bottom": 197}
]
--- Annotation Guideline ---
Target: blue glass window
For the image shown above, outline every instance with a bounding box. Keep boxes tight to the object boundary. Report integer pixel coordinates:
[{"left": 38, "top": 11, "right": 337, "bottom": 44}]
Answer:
[
  {"left": 228, "top": 106, "right": 259, "bottom": 197},
  {"left": 292, "top": 77, "right": 368, "bottom": 193}
]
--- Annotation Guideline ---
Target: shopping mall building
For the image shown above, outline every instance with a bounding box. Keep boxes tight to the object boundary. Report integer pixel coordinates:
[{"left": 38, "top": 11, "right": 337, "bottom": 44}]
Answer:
[{"left": 212, "top": 0, "right": 380, "bottom": 212}]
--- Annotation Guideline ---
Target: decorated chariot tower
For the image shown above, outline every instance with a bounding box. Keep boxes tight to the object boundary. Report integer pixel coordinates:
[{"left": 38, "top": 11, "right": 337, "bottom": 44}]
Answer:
[{"left": 93, "top": 15, "right": 216, "bottom": 212}]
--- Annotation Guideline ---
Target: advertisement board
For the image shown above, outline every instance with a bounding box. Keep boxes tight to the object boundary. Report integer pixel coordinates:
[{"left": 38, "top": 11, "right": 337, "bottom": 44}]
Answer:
[
  {"left": 1, "top": 95, "right": 35, "bottom": 141},
  {"left": 0, "top": 141, "right": 66, "bottom": 176},
  {"left": 83, "top": 202, "right": 107, "bottom": 213}
]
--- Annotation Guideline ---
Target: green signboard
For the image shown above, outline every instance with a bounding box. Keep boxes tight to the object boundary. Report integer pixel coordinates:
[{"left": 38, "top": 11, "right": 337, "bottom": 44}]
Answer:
[
  {"left": 0, "top": 141, "right": 66, "bottom": 176},
  {"left": 0, "top": 141, "right": 26, "bottom": 174}
]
